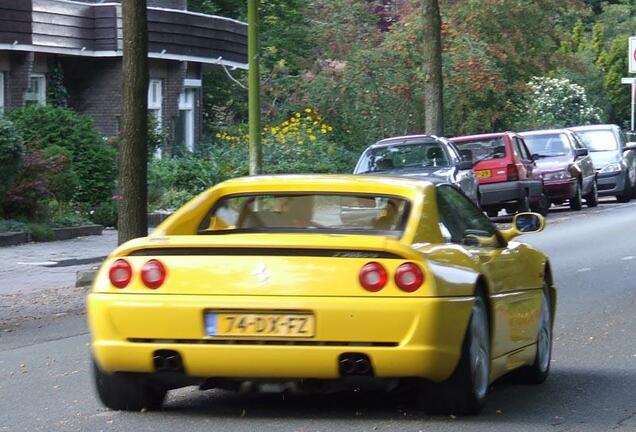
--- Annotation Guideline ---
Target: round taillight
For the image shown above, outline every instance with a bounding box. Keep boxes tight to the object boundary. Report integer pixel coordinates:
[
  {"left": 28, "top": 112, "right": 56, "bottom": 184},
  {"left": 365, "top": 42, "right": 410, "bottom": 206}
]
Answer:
[
  {"left": 141, "top": 259, "right": 166, "bottom": 289},
  {"left": 109, "top": 259, "right": 132, "bottom": 288},
  {"left": 395, "top": 262, "right": 424, "bottom": 292},
  {"left": 359, "top": 262, "right": 388, "bottom": 292}
]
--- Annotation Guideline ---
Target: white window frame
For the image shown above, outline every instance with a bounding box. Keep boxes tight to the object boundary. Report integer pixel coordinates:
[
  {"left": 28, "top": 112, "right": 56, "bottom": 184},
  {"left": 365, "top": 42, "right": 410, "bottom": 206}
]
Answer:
[
  {"left": 178, "top": 87, "right": 196, "bottom": 152},
  {"left": 25, "top": 74, "right": 46, "bottom": 106},
  {"left": 0, "top": 72, "right": 4, "bottom": 115},
  {"left": 148, "top": 79, "right": 163, "bottom": 127}
]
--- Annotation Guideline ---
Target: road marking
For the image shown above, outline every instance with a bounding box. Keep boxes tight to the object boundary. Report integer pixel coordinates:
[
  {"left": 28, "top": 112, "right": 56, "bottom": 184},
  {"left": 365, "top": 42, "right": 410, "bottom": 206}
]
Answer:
[
  {"left": 16, "top": 261, "right": 58, "bottom": 266},
  {"left": 577, "top": 267, "right": 592, "bottom": 272},
  {"left": 621, "top": 256, "right": 635, "bottom": 261}
]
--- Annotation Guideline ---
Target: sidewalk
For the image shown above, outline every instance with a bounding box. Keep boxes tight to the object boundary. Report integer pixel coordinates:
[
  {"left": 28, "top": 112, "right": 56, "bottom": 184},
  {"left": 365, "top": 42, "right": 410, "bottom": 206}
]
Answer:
[{"left": 0, "top": 229, "right": 118, "bottom": 296}]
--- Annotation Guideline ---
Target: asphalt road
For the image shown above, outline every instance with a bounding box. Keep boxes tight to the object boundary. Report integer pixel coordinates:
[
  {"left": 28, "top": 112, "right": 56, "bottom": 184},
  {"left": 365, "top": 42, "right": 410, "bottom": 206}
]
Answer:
[{"left": 1, "top": 199, "right": 636, "bottom": 432}]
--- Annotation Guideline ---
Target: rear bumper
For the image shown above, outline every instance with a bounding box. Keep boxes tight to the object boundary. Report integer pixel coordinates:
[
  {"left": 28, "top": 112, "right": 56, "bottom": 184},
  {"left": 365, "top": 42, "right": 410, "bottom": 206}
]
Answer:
[
  {"left": 479, "top": 180, "right": 543, "bottom": 206},
  {"left": 597, "top": 170, "right": 625, "bottom": 196},
  {"left": 543, "top": 178, "right": 577, "bottom": 201},
  {"left": 88, "top": 293, "right": 474, "bottom": 383}
]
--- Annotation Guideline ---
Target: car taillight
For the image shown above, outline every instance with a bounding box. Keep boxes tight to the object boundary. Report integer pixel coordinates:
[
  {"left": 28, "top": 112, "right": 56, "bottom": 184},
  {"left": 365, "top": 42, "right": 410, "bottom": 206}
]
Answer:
[
  {"left": 507, "top": 164, "right": 519, "bottom": 181},
  {"left": 395, "top": 262, "right": 424, "bottom": 292},
  {"left": 141, "top": 259, "right": 166, "bottom": 289},
  {"left": 109, "top": 259, "right": 132, "bottom": 288},
  {"left": 359, "top": 262, "right": 388, "bottom": 292}
]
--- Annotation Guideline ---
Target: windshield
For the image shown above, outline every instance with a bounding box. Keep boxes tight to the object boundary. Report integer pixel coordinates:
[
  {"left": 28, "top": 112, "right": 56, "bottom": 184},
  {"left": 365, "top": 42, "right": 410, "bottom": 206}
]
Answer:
[
  {"left": 356, "top": 142, "right": 450, "bottom": 173},
  {"left": 200, "top": 193, "right": 410, "bottom": 237},
  {"left": 575, "top": 130, "right": 619, "bottom": 152},
  {"left": 523, "top": 133, "right": 571, "bottom": 157},
  {"left": 452, "top": 137, "right": 506, "bottom": 162}
]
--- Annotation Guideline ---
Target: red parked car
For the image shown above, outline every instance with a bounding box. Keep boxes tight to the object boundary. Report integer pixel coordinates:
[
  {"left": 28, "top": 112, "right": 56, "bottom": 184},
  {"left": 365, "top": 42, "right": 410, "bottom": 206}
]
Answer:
[{"left": 450, "top": 132, "right": 548, "bottom": 216}]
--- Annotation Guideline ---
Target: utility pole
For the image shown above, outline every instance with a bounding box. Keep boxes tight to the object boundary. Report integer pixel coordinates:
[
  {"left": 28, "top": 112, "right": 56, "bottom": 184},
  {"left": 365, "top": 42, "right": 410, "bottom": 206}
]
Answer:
[
  {"left": 248, "top": 0, "right": 262, "bottom": 175},
  {"left": 118, "top": 0, "right": 149, "bottom": 244}
]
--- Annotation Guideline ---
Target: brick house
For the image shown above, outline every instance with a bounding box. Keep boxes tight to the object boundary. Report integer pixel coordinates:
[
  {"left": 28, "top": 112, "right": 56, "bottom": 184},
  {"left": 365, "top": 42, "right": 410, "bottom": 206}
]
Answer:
[{"left": 0, "top": 0, "right": 247, "bottom": 154}]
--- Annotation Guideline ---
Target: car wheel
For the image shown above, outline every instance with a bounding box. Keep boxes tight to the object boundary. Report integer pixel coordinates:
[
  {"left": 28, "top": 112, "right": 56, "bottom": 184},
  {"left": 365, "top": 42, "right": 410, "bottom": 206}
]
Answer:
[
  {"left": 517, "top": 192, "right": 531, "bottom": 213},
  {"left": 93, "top": 360, "right": 166, "bottom": 411},
  {"left": 420, "top": 294, "right": 490, "bottom": 415},
  {"left": 517, "top": 286, "right": 552, "bottom": 384},
  {"left": 585, "top": 180, "right": 599, "bottom": 208},
  {"left": 616, "top": 174, "right": 632, "bottom": 203},
  {"left": 485, "top": 207, "right": 500, "bottom": 218},
  {"left": 569, "top": 181, "right": 583, "bottom": 210},
  {"left": 530, "top": 193, "right": 550, "bottom": 216}
]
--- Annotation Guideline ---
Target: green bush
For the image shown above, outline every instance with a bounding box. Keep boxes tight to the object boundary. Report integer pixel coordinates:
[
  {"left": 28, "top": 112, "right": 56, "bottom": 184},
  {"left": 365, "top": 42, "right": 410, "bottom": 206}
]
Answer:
[
  {"left": 7, "top": 106, "right": 116, "bottom": 206},
  {"left": 27, "top": 223, "right": 55, "bottom": 242},
  {"left": 0, "top": 219, "right": 27, "bottom": 233},
  {"left": 48, "top": 200, "right": 91, "bottom": 227},
  {"left": 0, "top": 118, "right": 25, "bottom": 210},
  {"left": 42, "top": 145, "right": 80, "bottom": 203},
  {"left": 90, "top": 201, "right": 118, "bottom": 228}
]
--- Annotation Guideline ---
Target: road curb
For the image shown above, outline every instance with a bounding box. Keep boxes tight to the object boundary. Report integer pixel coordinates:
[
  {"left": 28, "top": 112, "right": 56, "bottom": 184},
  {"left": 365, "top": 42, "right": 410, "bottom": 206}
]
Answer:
[{"left": 76, "top": 266, "right": 100, "bottom": 287}]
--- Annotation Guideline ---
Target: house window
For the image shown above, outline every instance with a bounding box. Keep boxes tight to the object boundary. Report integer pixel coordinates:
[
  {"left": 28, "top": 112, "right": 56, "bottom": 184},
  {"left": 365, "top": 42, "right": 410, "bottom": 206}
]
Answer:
[
  {"left": 148, "top": 79, "right": 163, "bottom": 126},
  {"left": 0, "top": 73, "right": 4, "bottom": 115},
  {"left": 176, "top": 87, "right": 196, "bottom": 152},
  {"left": 25, "top": 74, "right": 46, "bottom": 106}
]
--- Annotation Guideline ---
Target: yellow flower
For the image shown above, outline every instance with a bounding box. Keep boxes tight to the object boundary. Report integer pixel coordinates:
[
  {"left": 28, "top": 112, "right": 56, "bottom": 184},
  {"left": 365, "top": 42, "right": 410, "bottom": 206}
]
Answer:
[
  {"left": 304, "top": 108, "right": 312, "bottom": 113},
  {"left": 328, "top": 126, "right": 334, "bottom": 132},
  {"left": 295, "top": 113, "right": 301, "bottom": 118},
  {"left": 215, "top": 132, "right": 221, "bottom": 138},
  {"left": 270, "top": 127, "right": 278, "bottom": 134},
  {"left": 309, "top": 135, "right": 317, "bottom": 141},
  {"left": 307, "top": 116, "right": 313, "bottom": 122}
]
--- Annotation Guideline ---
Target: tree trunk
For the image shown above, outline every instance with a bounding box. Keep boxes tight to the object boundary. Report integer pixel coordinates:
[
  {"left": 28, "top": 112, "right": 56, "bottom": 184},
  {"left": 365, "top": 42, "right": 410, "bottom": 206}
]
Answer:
[
  {"left": 248, "top": 0, "right": 262, "bottom": 175},
  {"left": 422, "top": 0, "right": 444, "bottom": 136},
  {"left": 118, "top": 0, "right": 149, "bottom": 245}
]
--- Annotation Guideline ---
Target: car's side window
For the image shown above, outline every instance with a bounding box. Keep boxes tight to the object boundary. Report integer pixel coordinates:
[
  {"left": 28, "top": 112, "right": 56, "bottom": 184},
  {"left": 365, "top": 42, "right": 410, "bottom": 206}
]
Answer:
[
  {"left": 436, "top": 185, "right": 502, "bottom": 248},
  {"left": 570, "top": 133, "right": 584, "bottom": 150},
  {"left": 514, "top": 137, "right": 531, "bottom": 160}
]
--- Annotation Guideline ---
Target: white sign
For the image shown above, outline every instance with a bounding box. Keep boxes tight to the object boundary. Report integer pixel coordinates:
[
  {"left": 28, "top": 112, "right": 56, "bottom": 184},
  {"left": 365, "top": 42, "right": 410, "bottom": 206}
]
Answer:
[{"left": 629, "top": 37, "right": 636, "bottom": 73}]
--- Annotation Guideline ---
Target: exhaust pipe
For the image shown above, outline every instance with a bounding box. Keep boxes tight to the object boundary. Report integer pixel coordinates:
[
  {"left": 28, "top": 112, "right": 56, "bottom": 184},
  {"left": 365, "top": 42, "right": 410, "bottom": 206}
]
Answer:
[
  {"left": 153, "top": 355, "right": 167, "bottom": 371},
  {"left": 165, "top": 355, "right": 180, "bottom": 371},
  {"left": 339, "top": 358, "right": 356, "bottom": 375},
  {"left": 153, "top": 350, "right": 184, "bottom": 372},
  {"left": 354, "top": 358, "right": 371, "bottom": 375}
]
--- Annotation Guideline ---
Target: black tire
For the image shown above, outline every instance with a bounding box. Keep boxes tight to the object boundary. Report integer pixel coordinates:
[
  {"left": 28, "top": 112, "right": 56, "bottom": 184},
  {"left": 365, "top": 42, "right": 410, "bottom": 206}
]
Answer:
[
  {"left": 517, "top": 286, "right": 553, "bottom": 384},
  {"left": 485, "top": 207, "right": 500, "bottom": 218},
  {"left": 420, "top": 294, "right": 490, "bottom": 415},
  {"left": 569, "top": 181, "right": 583, "bottom": 210},
  {"left": 530, "top": 193, "right": 550, "bottom": 216},
  {"left": 616, "top": 173, "right": 632, "bottom": 203},
  {"left": 517, "top": 192, "right": 531, "bottom": 213},
  {"left": 93, "top": 360, "right": 166, "bottom": 411},
  {"left": 585, "top": 180, "right": 599, "bottom": 208}
]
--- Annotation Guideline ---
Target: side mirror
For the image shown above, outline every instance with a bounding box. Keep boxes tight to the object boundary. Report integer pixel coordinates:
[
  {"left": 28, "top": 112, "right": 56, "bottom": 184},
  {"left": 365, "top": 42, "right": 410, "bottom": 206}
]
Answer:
[
  {"left": 500, "top": 212, "right": 545, "bottom": 242},
  {"left": 624, "top": 142, "right": 636, "bottom": 151},
  {"left": 457, "top": 160, "right": 473, "bottom": 170},
  {"left": 574, "top": 148, "right": 589, "bottom": 158}
]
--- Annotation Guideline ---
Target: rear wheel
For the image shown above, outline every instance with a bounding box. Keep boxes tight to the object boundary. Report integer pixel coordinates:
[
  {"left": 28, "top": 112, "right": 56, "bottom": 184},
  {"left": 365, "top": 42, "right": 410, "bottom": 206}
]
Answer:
[
  {"left": 419, "top": 294, "right": 490, "bottom": 415},
  {"left": 530, "top": 193, "right": 550, "bottom": 216},
  {"left": 617, "top": 173, "right": 632, "bottom": 203},
  {"left": 517, "top": 286, "right": 552, "bottom": 384},
  {"left": 93, "top": 360, "right": 166, "bottom": 411},
  {"left": 569, "top": 181, "right": 583, "bottom": 210},
  {"left": 585, "top": 179, "right": 599, "bottom": 208}
]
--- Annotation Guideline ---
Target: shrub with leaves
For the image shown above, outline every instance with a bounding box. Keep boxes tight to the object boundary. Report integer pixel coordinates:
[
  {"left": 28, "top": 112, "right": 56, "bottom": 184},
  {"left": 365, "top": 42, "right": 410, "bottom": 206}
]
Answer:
[
  {"left": 2, "top": 150, "right": 65, "bottom": 221},
  {"left": 7, "top": 106, "right": 116, "bottom": 206},
  {"left": 517, "top": 76, "right": 603, "bottom": 129},
  {"left": 0, "top": 118, "right": 24, "bottom": 210}
]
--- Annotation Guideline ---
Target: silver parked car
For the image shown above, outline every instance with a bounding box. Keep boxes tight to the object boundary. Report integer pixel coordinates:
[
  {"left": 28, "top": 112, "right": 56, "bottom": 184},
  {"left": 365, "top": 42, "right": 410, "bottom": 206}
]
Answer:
[
  {"left": 353, "top": 135, "right": 480, "bottom": 205},
  {"left": 570, "top": 124, "right": 636, "bottom": 202}
]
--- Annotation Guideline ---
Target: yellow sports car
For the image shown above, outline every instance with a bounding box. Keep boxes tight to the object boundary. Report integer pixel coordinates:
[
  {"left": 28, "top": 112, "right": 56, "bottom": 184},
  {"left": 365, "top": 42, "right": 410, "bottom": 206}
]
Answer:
[{"left": 88, "top": 175, "right": 555, "bottom": 415}]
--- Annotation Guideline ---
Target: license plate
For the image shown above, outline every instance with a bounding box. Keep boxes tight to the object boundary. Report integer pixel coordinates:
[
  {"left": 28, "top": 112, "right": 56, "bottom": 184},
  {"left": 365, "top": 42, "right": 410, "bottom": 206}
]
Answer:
[
  {"left": 476, "top": 169, "right": 492, "bottom": 179},
  {"left": 205, "top": 312, "right": 315, "bottom": 338}
]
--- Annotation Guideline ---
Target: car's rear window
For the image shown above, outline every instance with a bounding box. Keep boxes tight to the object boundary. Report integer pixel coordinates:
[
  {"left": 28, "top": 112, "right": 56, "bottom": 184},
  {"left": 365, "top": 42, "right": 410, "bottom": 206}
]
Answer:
[
  {"left": 452, "top": 137, "right": 507, "bottom": 162},
  {"left": 355, "top": 142, "right": 449, "bottom": 173},
  {"left": 523, "top": 133, "right": 571, "bottom": 157},
  {"left": 199, "top": 193, "right": 411, "bottom": 237},
  {"left": 574, "top": 130, "right": 618, "bottom": 152}
]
